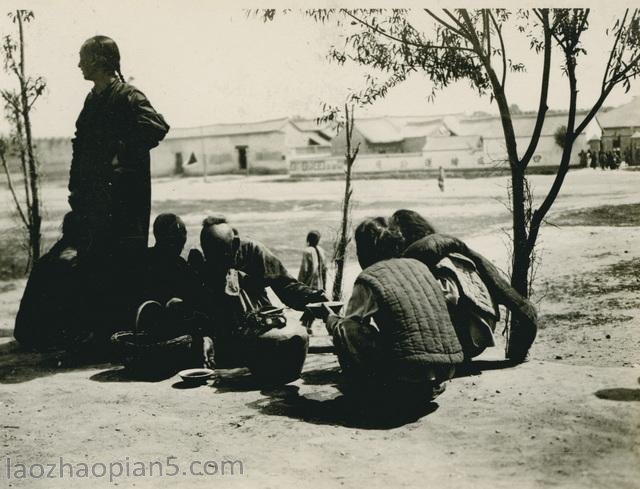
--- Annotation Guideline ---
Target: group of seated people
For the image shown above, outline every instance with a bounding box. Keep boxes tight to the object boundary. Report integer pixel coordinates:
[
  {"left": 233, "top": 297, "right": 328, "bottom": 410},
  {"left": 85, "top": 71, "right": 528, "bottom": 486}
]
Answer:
[{"left": 13, "top": 209, "right": 538, "bottom": 405}]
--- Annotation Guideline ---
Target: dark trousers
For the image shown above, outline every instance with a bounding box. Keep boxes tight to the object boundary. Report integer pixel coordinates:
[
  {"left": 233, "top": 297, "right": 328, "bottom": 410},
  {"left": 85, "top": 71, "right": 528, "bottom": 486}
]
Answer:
[{"left": 331, "top": 319, "right": 455, "bottom": 402}]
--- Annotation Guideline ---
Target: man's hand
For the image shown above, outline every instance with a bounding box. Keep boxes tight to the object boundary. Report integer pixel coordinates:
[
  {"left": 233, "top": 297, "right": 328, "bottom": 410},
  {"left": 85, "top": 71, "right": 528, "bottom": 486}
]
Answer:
[
  {"left": 202, "top": 336, "right": 215, "bottom": 369},
  {"left": 317, "top": 303, "right": 333, "bottom": 323}
]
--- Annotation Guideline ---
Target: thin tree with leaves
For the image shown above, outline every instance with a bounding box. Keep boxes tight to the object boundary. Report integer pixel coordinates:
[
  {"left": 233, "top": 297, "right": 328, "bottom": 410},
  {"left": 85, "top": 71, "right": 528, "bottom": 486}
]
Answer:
[{"left": 1, "top": 9, "right": 46, "bottom": 266}]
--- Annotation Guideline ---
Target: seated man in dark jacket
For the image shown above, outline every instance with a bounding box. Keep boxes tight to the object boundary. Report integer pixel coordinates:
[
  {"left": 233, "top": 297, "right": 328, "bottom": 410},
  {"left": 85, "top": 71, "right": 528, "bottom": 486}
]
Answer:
[
  {"left": 14, "top": 212, "right": 92, "bottom": 351},
  {"left": 190, "top": 215, "right": 327, "bottom": 370},
  {"left": 134, "top": 213, "right": 209, "bottom": 342},
  {"left": 389, "top": 209, "right": 537, "bottom": 362},
  {"left": 317, "top": 217, "right": 464, "bottom": 404}
]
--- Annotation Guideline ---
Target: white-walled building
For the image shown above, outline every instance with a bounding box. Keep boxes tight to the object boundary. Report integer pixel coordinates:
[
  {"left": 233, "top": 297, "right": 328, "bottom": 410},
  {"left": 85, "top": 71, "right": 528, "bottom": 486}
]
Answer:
[
  {"left": 151, "top": 118, "right": 332, "bottom": 176},
  {"left": 290, "top": 111, "right": 601, "bottom": 176}
]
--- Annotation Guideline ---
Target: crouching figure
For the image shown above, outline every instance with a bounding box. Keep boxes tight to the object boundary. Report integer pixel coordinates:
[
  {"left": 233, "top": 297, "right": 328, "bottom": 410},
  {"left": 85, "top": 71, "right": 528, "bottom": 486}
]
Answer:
[
  {"left": 389, "top": 209, "right": 538, "bottom": 362},
  {"left": 316, "top": 217, "right": 464, "bottom": 406}
]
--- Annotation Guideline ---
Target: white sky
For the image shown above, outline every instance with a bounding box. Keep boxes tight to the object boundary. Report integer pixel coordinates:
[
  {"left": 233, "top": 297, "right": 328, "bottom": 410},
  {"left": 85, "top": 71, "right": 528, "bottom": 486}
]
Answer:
[{"left": 0, "top": 1, "right": 638, "bottom": 137}]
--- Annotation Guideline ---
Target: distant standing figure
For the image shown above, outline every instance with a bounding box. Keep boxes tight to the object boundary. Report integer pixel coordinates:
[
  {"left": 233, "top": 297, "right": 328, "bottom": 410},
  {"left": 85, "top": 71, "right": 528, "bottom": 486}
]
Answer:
[
  {"left": 613, "top": 149, "right": 621, "bottom": 169},
  {"left": 298, "top": 230, "right": 327, "bottom": 291},
  {"left": 578, "top": 150, "right": 587, "bottom": 167},
  {"left": 298, "top": 230, "right": 328, "bottom": 333},
  {"left": 438, "top": 166, "right": 445, "bottom": 192}
]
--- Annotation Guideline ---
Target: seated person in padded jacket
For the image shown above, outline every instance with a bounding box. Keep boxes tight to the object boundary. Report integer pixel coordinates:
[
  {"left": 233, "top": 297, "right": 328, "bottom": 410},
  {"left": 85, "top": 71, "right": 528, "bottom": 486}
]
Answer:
[{"left": 316, "top": 217, "right": 464, "bottom": 404}]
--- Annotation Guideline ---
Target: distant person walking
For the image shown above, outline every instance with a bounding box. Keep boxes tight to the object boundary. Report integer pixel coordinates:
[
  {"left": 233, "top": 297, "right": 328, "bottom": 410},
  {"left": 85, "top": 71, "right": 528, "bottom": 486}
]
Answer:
[
  {"left": 298, "top": 230, "right": 328, "bottom": 333},
  {"left": 438, "top": 166, "right": 445, "bottom": 192}
]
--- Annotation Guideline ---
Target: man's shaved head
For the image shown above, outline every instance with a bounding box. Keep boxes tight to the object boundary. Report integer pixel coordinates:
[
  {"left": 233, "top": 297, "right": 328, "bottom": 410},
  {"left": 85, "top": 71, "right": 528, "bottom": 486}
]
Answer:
[{"left": 200, "top": 215, "right": 238, "bottom": 264}]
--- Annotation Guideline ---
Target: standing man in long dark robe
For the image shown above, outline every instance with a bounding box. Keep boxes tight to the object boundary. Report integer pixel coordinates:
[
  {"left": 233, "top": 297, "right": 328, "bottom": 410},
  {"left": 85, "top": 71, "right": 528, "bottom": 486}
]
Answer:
[{"left": 69, "top": 35, "right": 169, "bottom": 337}]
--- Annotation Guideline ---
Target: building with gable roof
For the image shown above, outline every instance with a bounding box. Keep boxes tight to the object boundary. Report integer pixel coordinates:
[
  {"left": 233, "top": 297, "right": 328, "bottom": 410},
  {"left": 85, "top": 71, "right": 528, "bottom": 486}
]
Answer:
[
  {"left": 291, "top": 109, "right": 603, "bottom": 176},
  {"left": 329, "top": 115, "right": 459, "bottom": 156},
  {"left": 453, "top": 111, "right": 601, "bottom": 168},
  {"left": 151, "top": 117, "right": 333, "bottom": 176},
  {"left": 598, "top": 96, "right": 640, "bottom": 164}
]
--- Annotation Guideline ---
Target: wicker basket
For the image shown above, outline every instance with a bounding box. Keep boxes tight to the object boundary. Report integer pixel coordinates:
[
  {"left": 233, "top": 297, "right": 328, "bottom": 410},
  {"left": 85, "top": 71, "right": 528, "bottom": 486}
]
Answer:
[{"left": 110, "top": 331, "right": 196, "bottom": 378}]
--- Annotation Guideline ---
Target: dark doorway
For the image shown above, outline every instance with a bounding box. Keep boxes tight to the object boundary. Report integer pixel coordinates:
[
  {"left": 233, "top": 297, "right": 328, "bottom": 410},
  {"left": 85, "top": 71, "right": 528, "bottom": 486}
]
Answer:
[
  {"left": 174, "top": 152, "right": 184, "bottom": 175},
  {"left": 236, "top": 146, "right": 248, "bottom": 171}
]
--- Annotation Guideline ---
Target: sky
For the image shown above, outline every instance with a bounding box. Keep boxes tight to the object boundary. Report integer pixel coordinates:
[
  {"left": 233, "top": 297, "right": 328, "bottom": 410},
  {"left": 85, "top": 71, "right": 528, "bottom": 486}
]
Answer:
[{"left": 0, "top": 1, "right": 638, "bottom": 138}]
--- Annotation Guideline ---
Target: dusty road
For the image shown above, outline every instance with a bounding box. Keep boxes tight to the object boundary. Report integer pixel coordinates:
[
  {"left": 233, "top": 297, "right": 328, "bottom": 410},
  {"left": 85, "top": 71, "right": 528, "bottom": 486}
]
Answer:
[{"left": 0, "top": 169, "right": 639, "bottom": 488}]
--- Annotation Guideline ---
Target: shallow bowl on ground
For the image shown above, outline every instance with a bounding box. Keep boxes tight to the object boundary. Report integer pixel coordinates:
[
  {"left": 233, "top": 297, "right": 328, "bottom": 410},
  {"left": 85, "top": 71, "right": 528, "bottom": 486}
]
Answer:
[{"left": 178, "top": 368, "right": 215, "bottom": 385}]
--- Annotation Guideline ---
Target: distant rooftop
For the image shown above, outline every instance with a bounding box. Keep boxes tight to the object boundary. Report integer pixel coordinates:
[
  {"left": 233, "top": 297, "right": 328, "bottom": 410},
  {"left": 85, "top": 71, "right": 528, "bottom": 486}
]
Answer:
[
  {"left": 456, "top": 111, "right": 595, "bottom": 138},
  {"left": 164, "top": 108, "right": 608, "bottom": 143},
  {"left": 598, "top": 96, "right": 640, "bottom": 129},
  {"left": 168, "top": 117, "right": 332, "bottom": 140},
  {"left": 355, "top": 117, "right": 404, "bottom": 144},
  {"left": 168, "top": 117, "right": 291, "bottom": 139}
]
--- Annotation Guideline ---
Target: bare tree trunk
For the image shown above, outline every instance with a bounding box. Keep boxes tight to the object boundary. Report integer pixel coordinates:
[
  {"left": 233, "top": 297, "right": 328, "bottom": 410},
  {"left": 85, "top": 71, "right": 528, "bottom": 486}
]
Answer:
[
  {"left": 17, "top": 11, "right": 42, "bottom": 262},
  {"left": 331, "top": 105, "right": 359, "bottom": 301},
  {"left": 510, "top": 166, "right": 531, "bottom": 298},
  {"left": 331, "top": 170, "right": 352, "bottom": 301},
  {"left": 0, "top": 149, "right": 29, "bottom": 229}
]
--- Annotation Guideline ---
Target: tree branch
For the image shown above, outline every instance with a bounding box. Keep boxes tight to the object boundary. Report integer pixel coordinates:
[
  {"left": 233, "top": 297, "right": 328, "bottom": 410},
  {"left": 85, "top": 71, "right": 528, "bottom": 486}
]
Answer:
[
  {"left": 532, "top": 9, "right": 545, "bottom": 24},
  {"left": 527, "top": 53, "right": 579, "bottom": 251},
  {"left": 346, "top": 10, "right": 476, "bottom": 53},
  {"left": 443, "top": 9, "right": 470, "bottom": 37},
  {"left": 27, "top": 91, "right": 42, "bottom": 111},
  {"left": 602, "top": 9, "right": 627, "bottom": 90},
  {"left": 608, "top": 50, "right": 640, "bottom": 86},
  {"left": 423, "top": 9, "right": 466, "bottom": 38},
  {"left": 488, "top": 11, "right": 506, "bottom": 89},
  {"left": 574, "top": 83, "right": 614, "bottom": 136},
  {"left": 483, "top": 10, "right": 491, "bottom": 59},
  {"left": 0, "top": 149, "right": 29, "bottom": 229},
  {"left": 576, "top": 10, "right": 590, "bottom": 45},
  {"left": 520, "top": 10, "right": 552, "bottom": 169},
  {"left": 610, "top": 10, "right": 635, "bottom": 80},
  {"left": 343, "top": 11, "right": 427, "bottom": 51}
]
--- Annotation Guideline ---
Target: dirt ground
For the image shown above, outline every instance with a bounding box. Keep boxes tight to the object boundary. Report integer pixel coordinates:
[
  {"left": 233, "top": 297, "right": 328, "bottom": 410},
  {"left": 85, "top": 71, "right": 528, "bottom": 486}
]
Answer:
[{"left": 0, "top": 169, "right": 639, "bottom": 488}]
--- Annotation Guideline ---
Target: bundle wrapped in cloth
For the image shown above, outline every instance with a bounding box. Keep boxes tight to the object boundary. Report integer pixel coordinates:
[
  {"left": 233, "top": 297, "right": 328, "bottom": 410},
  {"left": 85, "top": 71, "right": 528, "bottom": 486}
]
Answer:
[{"left": 239, "top": 303, "right": 309, "bottom": 386}]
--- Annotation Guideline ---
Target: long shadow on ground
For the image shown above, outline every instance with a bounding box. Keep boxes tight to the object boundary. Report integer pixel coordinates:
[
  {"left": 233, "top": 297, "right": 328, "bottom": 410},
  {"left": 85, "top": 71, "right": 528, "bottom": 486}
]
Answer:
[
  {"left": 453, "top": 359, "right": 517, "bottom": 378},
  {"left": 268, "top": 358, "right": 515, "bottom": 429},
  {"left": 595, "top": 387, "right": 640, "bottom": 402},
  {"left": 90, "top": 366, "right": 176, "bottom": 383},
  {"left": 0, "top": 340, "right": 111, "bottom": 384},
  {"left": 246, "top": 384, "right": 440, "bottom": 430},
  {"left": 205, "top": 356, "right": 518, "bottom": 429}
]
